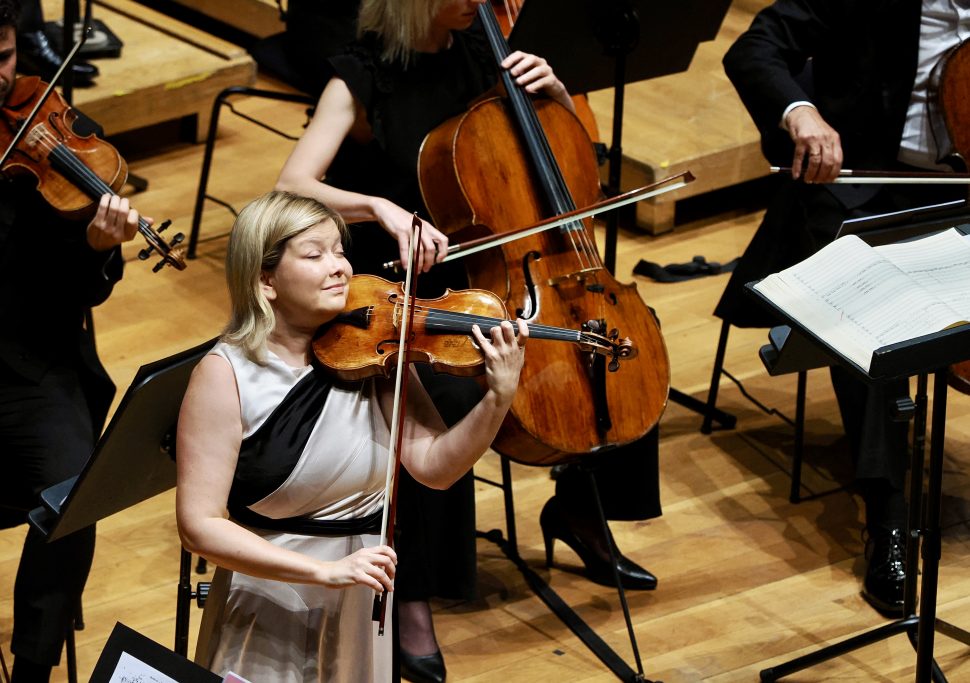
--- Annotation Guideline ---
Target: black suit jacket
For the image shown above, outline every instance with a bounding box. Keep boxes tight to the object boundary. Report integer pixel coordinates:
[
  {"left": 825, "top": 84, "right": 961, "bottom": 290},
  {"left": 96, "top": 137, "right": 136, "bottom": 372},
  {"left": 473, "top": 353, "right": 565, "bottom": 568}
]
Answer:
[
  {"left": 714, "top": 0, "right": 925, "bottom": 326},
  {"left": 724, "top": 0, "right": 921, "bottom": 176},
  {"left": 0, "top": 179, "right": 123, "bottom": 431}
]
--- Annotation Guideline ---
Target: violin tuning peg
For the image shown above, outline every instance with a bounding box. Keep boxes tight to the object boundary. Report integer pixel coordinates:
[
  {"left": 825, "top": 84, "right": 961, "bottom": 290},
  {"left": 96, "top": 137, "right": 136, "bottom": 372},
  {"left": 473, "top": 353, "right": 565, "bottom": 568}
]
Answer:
[
  {"left": 157, "top": 219, "right": 172, "bottom": 233},
  {"left": 138, "top": 246, "right": 154, "bottom": 260},
  {"left": 152, "top": 258, "right": 166, "bottom": 273},
  {"left": 608, "top": 357, "right": 620, "bottom": 372},
  {"left": 171, "top": 232, "right": 185, "bottom": 246}
]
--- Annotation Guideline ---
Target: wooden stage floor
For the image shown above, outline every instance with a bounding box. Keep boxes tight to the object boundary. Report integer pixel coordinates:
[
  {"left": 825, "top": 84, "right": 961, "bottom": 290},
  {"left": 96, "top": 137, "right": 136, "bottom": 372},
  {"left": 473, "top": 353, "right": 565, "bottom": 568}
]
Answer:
[{"left": 3, "top": 45, "right": 970, "bottom": 683}]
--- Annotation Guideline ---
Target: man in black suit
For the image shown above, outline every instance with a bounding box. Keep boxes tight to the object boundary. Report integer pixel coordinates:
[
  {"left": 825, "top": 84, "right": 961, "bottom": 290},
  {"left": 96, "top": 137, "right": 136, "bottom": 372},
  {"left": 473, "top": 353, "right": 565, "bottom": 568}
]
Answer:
[
  {"left": 716, "top": 0, "right": 969, "bottom": 616},
  {"left": 1, "top": 1, "right": 142, "bottom": 679}
]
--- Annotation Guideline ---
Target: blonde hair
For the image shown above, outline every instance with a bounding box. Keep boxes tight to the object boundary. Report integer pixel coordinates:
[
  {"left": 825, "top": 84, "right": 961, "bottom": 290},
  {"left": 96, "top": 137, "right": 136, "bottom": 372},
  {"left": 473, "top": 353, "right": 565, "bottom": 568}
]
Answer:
[
  {"left": 222, "top": 191, "right": 349, "bottom": 364},
  {"left": 357, "top": 0, "right": 450, "bottom": 65}
]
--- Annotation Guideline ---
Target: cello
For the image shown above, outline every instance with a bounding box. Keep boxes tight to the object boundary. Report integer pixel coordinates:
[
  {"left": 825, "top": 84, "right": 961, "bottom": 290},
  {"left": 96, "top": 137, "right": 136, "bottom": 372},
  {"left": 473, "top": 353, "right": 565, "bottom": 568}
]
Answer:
[{"left": 418, "top": 3, "right": 669, "bottom": 465}]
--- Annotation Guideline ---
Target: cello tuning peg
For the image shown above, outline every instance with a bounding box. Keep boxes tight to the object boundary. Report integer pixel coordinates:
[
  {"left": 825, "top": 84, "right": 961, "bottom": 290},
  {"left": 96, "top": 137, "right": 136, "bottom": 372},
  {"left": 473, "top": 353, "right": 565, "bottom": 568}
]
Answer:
[{"left": 157, "top": 219, "right": 172, "bottom": 233}]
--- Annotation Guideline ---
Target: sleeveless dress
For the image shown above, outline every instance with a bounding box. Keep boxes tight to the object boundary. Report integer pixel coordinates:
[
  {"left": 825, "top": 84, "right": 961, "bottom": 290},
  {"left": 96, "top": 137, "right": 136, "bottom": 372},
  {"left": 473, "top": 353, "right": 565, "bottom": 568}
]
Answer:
[{"left": 194, "top": 342, "right": 393, "bottom": 683}]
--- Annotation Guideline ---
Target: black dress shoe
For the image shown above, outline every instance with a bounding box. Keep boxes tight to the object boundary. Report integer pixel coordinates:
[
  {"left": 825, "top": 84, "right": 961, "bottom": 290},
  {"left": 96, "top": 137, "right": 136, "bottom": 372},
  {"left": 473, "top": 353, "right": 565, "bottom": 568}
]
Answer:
[
  {"left": 540, "top": 497, "right": 657, "bottom": 590},
  {"left": 400, "top": 649, "right": 446, "bottom": 683},
  {"left": 862, "top": 526, "right": 906, "bottom": 617},
  {"left": 16, "top": 30, "right": 99, "bottom": 86}
]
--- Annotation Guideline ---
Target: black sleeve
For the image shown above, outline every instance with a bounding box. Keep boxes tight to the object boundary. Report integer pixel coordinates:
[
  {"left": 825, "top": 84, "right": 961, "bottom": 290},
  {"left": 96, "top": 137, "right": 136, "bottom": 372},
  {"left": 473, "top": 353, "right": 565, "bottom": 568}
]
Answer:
[{"left": 722, "top": 0, "right": 839, "bottom": 142}]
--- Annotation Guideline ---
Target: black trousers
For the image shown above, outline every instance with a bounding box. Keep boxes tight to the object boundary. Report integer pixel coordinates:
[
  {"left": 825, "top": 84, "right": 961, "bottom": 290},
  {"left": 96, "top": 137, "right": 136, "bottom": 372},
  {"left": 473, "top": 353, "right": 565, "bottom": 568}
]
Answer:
[{"left": 0, "top": 364, "right": 97, "bottom": 665}]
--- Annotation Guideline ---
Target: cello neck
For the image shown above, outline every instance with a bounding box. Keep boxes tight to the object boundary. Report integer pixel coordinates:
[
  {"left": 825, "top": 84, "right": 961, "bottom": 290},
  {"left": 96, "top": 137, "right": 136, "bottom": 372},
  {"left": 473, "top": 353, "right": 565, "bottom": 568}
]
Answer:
[{"left": 478, "top": 4, "right": 577, "bottom": 217}]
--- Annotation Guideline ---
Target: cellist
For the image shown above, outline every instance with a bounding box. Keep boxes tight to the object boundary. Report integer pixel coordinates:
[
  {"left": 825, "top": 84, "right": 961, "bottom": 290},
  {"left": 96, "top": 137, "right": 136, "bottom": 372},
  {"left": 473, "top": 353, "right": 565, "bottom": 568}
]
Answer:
[
  {"left": 275, "top": 2, "right": 663, "bottom": 681},
  {"left": 714, "top": 0, "right": 970, "bottom": 617}
]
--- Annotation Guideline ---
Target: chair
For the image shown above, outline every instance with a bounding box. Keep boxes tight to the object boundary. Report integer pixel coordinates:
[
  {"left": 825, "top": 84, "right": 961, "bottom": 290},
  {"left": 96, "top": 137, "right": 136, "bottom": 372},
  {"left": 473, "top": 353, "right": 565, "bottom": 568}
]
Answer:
[{"left": 185, "top": 85, "right": 316, "bottom": 259}]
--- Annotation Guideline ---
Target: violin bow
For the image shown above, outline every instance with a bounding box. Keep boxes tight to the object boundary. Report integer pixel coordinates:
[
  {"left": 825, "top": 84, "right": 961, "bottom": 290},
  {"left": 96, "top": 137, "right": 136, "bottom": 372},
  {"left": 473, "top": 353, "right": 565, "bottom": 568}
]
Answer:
[
  {"left": 381, "top": 171, "right": 694, "bottom": 270},
  {"left": 770, "top": 166, "right": 970, "bottom": 184},
  {"left": 373, "top": 213, "right": 423, "bottom": 635},
  {"left": 1, "top": 1, "right": 92, "bottom": 166}
]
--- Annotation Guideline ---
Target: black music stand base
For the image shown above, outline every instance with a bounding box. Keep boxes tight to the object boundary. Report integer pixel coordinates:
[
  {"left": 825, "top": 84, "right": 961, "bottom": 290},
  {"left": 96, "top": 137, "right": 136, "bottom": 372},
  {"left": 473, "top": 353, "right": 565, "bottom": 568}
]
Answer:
[
  {"left": 760, "top": 372, "right": 970, "bottom": 682},
  {"left": 476, "top": 457, "right": 657, "bottom": 683}
]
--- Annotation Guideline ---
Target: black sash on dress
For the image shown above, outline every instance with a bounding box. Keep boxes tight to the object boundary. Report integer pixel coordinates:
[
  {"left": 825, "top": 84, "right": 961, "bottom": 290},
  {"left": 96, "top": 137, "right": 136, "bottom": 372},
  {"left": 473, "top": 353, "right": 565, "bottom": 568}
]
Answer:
[{"left": 226, "top": 366, "right": 379, "bottom": 537}]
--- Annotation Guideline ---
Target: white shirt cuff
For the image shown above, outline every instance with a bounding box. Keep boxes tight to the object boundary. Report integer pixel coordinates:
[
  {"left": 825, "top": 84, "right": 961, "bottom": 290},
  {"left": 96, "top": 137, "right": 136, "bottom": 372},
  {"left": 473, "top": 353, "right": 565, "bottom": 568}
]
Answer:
[{"left": 780, "top": 101, "right": 816, "bottom": 131}]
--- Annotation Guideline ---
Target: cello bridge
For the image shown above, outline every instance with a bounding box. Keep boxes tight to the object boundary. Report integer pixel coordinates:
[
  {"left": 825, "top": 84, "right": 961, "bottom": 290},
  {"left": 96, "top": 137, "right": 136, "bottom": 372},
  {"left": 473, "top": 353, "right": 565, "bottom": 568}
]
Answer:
[{"left": 547, "top": 267, "right": 601, "bottom": 287}]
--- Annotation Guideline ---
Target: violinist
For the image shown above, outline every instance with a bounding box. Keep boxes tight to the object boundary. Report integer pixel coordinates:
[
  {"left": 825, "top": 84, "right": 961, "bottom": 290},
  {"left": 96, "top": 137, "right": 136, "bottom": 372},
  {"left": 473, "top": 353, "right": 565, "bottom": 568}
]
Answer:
[
  {"left": 275, "top": 2, "right": 661, "bottom": 680},
  {"left": 1, "top": 1, "right": 145, "bottom": 680},
  {"left": 177, "top": 190, "right": 527, "bottom": 683},
  {"left": 714, "top": 0, "right": 970, "bottom": 617}
]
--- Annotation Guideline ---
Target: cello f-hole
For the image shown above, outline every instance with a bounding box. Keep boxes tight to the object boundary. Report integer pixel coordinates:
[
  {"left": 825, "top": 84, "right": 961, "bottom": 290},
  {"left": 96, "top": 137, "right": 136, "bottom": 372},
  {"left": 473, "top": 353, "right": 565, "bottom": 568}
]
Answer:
[{"left": 518, "top": 250, "right": 542, "bottom": 319}]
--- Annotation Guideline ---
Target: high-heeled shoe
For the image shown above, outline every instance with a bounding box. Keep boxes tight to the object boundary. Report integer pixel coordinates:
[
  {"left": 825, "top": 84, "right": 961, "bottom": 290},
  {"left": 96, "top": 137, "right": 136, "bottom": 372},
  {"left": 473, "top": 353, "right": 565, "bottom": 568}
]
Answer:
[
  {"left": 400, "top": 648, "right": 446, "bottom": 683},
  {"left": 540, "top": 497, "right": 657, "bottom": 590}
]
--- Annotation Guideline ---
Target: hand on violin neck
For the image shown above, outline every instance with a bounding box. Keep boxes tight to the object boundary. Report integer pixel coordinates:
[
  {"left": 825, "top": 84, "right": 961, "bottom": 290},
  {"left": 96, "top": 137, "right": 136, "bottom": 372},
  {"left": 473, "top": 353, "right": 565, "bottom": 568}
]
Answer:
[
  {"left": 87, "top": 193, "right": 145, "bottom": 251},
  {"left": 373, "top": 199, "right": 447, "bottom": 273},
  {"left": 786, "top": 105, "right": 843, "bottom": 184},
  {"left": 501, "top": 50, "right": 575, "bottom": 114},
  {"left": 471, "top": 318, "right": 528, "bottom": 407}
]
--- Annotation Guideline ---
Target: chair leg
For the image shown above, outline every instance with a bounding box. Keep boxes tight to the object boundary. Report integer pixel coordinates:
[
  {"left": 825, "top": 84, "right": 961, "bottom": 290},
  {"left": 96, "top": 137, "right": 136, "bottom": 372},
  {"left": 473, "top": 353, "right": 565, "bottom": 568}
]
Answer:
[
  {"left": 701, "top": 320, "right": 732, "bottom": 434},
  {"left": 789, "top": 370, "right": 807, "bottom": 503}
]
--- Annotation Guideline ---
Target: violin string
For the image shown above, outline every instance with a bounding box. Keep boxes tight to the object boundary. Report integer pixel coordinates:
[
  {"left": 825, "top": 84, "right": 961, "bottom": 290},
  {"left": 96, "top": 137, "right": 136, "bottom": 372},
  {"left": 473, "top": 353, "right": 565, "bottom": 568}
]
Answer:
[{"left": 366, "top": 303, "right": 602, "bottom": 344}]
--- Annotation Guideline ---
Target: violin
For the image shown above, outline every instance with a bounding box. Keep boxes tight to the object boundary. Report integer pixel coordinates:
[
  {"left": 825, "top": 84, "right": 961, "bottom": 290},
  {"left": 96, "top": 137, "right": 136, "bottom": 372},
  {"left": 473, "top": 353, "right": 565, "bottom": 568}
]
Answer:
[
  {"left": 416, "top": 4, "right": 669, "bottom": 465},
  {"left": 1, "top": 76, "right": 186, "bottom": 272},
  {"left": 312, "top": 274, "right": 637, "bottom": 381}
]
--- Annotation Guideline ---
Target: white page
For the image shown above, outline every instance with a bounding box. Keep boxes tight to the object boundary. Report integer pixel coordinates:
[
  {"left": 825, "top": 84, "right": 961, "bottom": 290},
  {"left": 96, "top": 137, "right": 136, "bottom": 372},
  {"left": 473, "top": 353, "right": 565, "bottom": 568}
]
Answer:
[
  {"left": 108, "top": 652, "right": 178, "bottom": 683},
  {"left": 754, "top": 234, "right": 967, "bottom": 370},
  {"left": 875, "top": 228, "right": 970, "bottom": 319}
]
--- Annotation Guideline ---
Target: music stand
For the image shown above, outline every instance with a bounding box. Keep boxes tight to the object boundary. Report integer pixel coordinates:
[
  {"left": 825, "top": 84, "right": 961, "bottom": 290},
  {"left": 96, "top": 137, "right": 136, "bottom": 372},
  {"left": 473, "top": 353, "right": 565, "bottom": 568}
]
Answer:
[
  {"left": 743, "top": 213, "right": 970, "bottom": 682},
  {"left": 509, "top": 0, "right": 737, "bottom": 430},
  {"left": 28, "top": 339, "right": 215, "bottom": 661}
]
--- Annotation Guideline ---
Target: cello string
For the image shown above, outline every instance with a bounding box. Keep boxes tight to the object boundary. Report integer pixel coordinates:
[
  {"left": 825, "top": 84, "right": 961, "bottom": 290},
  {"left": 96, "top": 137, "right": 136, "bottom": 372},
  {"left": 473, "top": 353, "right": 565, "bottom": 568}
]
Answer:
[{"left": 479, "top": 4, "right": 593, "bottom": 272}]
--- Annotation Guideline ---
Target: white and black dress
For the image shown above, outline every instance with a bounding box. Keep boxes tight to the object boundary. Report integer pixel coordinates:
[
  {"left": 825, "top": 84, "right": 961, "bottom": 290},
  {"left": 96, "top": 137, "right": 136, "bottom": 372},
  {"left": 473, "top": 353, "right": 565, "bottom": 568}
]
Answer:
[{"left": 195, "top": 342, "right": 392, "bottom": 683}]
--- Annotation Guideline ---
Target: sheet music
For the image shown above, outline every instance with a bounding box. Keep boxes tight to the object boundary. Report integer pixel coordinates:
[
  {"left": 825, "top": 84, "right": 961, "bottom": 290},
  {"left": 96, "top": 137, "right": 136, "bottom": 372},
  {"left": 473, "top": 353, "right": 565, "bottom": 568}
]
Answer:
[
  {"left": 754, "top": 230, "right": 970, "bottom": 371},
  {"left": 108, "top": 652, "right": 178, "bottom": 683},
  {"left": 875, "top": 228, "right": 970, "bottom": 319}
]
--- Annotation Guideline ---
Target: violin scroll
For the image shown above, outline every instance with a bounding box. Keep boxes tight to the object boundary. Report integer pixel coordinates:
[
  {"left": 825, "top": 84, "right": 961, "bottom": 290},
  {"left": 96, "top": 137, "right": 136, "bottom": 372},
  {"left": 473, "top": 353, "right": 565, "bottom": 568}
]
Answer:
[
  {"left": 579, "top": 320, "right": 638, "bottom": 372},
  {"left": 136, "top": 219, "right": 187, "bottom": 272}
]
